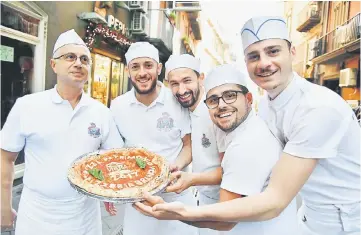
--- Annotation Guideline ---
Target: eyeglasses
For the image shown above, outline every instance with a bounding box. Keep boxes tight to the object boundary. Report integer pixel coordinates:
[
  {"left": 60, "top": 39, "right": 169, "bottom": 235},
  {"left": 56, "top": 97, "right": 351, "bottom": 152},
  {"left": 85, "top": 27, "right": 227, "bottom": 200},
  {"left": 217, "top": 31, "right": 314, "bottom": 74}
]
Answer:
[
  {"left": 204, "top": 89, "right": 247, "bottom": 109},
  {"left": 53, "top": 53, "right": 91, "bottom": 65}
]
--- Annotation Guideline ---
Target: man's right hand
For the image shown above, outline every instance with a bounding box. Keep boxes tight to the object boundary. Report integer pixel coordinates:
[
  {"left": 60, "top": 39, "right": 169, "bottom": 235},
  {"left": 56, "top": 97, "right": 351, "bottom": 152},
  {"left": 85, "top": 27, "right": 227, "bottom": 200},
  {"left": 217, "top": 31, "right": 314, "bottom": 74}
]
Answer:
[
  {"left": 1, "top": 207, "right": 17, "bottom": 232},
  {"left": 166, "top": 171, "right": 194, "bottom": 194}
]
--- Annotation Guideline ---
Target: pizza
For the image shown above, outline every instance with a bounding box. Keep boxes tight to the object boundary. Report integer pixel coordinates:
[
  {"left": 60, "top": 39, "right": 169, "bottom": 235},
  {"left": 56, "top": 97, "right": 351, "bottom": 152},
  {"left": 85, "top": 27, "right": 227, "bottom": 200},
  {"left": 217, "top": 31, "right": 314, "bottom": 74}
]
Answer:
[{"left": 68, "top": 148, "right": 170, "bottom": 198}]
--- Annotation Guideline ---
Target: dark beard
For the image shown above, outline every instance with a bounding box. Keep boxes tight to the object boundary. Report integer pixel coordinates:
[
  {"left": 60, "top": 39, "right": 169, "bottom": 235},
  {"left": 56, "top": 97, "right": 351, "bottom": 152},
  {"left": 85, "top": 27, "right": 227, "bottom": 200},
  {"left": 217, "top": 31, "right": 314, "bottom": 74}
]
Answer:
[
  {"left": 131, "top": 78, "right": 157, "bottom": 95},
  {"left": 218, "top": 106, "right": 251, "bottom": 133},
  {"left": 176, "top": 88, "right": 200, "bottom": 108}
]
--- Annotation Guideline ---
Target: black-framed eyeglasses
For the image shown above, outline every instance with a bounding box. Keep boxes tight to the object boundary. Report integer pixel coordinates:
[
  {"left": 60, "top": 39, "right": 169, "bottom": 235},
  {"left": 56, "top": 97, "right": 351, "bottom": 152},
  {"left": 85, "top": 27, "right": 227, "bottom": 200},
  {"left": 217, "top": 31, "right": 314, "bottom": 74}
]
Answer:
[
  {"left": 204, "top": 89, "right": 248, "bottom": 109},
  {"left": 53, "top": 53, "right": 91, "bottom": 65}
]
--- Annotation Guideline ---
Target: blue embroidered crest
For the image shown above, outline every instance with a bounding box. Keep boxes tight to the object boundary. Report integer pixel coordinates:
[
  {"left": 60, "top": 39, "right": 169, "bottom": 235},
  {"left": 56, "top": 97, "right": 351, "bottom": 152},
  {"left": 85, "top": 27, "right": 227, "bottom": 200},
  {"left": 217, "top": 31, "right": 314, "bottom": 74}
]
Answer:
[
  {"left": 88, "top": 122, "right": 101, "bottom": 138},
  {"left": 157, "top": 112, "right": 174, "bottom": 132},
  {"left": 202, "top": 134, "right": 211, "bottom": 148}
]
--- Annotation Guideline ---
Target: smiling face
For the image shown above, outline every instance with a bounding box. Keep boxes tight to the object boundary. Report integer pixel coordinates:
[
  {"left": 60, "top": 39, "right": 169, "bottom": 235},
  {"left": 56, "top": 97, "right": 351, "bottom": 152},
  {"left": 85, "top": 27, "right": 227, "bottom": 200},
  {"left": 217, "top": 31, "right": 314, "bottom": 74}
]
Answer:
[
  {"left": 128, "top": 57, "right": 162, "bottom": 95},
  {"left": 50, "top": 44, "right": 91, "bottom": 87},
  {"left": 167, "top": 68, "right": 204, "bottom": 109},
  {"left": 206, "top": 83, "right": 252, "bottom": 133},
  {"left": 244, "top": 39, "right": 295, "bottom": 95}
]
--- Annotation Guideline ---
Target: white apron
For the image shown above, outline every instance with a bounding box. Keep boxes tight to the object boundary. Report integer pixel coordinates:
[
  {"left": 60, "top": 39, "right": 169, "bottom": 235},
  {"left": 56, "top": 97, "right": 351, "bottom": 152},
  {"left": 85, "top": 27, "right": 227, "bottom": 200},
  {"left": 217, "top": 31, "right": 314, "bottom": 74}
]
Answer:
[
  {"left": 298, "top": 202, "right": 360, "bottom": 235},
  {"left": 15, "top": 186, "right": 102, "bottom": 235},
  {"left": 123, "top": 189, "right": 198, "bottom": 235},
  {"left": 198, "top": 193, "right": 222, "bottom": 235}
]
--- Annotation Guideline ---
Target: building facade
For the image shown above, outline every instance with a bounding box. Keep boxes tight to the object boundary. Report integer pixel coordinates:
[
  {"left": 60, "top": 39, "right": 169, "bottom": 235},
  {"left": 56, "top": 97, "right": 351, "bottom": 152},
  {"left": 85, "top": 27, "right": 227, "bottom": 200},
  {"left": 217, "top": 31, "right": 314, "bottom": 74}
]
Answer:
[
  {"left": 1, "top": 1, "right": 177, "bottom": 179},
  {"left": 284, "top": 1, "right": 360, "bottom": 108}
]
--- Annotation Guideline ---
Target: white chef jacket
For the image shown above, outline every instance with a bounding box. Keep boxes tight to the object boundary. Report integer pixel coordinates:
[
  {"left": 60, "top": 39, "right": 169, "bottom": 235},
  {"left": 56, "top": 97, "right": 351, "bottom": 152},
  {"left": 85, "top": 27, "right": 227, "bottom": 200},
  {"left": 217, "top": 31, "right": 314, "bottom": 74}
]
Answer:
[
  {"left": 258, "top": 73, "right": 361, "bottom": 234},
  {"left": 110, "top": 81, "right": 197, "bottom": 235},
  {"left": 190, "top": 93, "right": 221, "bottom": 201},
  {"left": 220, "top": 110, "right": 298, "bottom": 235},
  {"left": 190, "top": 92, "right": 222, "bottom": 235},
  {"left": 1, "top": 86, "right": 124, "bottom": 235}
]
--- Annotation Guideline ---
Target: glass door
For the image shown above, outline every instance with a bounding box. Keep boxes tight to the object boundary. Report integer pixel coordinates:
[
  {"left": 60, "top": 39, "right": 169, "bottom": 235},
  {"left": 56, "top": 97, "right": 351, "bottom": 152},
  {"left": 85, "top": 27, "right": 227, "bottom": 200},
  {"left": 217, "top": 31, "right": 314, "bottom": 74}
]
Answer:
[{"left": 92, "top": 54, "right": 111, "bottom": 106}]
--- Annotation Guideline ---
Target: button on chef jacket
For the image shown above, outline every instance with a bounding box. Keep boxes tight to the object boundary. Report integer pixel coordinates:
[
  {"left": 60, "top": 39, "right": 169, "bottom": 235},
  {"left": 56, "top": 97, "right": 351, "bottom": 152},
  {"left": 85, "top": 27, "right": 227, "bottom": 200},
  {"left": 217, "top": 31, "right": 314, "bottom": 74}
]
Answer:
[{"left": 0, "top": 87, "right": 124, "bottom": 234}]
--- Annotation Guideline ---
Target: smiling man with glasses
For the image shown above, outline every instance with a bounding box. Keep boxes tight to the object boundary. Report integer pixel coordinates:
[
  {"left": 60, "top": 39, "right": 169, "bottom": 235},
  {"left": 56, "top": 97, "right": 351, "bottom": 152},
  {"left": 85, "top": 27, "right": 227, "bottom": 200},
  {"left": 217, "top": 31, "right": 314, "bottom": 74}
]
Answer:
[
  {"left": 0, "top": 29, "right": 124, "bottom": 235},
  {"left": 134, "top": 64, "right": 298, "bottom": 235}
]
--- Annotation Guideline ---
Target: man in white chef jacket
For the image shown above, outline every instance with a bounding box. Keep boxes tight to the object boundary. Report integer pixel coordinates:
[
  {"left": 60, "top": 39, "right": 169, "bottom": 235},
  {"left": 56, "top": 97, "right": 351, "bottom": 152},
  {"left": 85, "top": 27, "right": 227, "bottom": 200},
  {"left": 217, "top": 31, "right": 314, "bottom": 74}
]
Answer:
[
  {"left": 132, "top": 16, "right": 361, "bottom": 235},
  {"left": 0, "top": 29, "right": 124, "bottom": 235},
  {"left": 134, "top": 64, "right": 299, "bottom": 234},
  {"left": 164, "top": 54, "right": 222, "bottom": 235},
  {"left": 110, "top": 42, "right": 197, "bottom": 235}
]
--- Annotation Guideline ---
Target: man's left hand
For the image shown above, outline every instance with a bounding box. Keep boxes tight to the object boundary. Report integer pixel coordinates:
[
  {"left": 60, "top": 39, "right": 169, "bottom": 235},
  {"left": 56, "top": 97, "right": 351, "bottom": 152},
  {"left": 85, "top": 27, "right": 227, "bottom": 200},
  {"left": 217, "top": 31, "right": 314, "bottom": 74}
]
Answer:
[{"left": 133, "top": 192, "right": 190, "bottom": 220}]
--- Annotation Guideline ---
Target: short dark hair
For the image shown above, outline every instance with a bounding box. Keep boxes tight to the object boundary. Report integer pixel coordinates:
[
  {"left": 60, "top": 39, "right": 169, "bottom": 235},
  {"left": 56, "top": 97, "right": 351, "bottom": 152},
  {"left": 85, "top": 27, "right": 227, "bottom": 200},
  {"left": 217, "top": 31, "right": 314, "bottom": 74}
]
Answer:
[
  {"left": 194, "top": 70, "right": 200, "bottom": 77},
  {"left": 286, "top": 40, "right": 292, "bottom": 50},
  {"left": 237, "top": 84, "right": 249, "bottom": 94}
]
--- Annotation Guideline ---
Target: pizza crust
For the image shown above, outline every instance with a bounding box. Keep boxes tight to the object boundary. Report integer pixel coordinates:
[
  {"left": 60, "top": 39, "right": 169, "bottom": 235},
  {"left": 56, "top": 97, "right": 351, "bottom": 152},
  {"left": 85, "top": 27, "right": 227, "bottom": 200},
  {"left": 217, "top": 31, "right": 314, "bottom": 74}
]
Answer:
[{"left": 68, "top": 148, "right": 170, "bottom": 198}]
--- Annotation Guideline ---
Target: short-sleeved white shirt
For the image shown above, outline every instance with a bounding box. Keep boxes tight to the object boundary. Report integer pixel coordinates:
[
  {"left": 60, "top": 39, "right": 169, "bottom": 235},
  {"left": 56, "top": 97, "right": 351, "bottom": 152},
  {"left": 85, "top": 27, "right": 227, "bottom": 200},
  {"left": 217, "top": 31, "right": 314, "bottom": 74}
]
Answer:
[
  {"left": 221, "top": 111, "right": 298, "bottom": 234},
  {"left": 190, "top": 93, "right": 221, "bottom": 200},
  {"left": 258, "top": 73, "right": 360, "bottom": 206},
  {"left": 110, "top": 82, "right": 191, "bottom": 164},
  {"left": 0, "top": 87, "right": 124, "bottom": 199}
]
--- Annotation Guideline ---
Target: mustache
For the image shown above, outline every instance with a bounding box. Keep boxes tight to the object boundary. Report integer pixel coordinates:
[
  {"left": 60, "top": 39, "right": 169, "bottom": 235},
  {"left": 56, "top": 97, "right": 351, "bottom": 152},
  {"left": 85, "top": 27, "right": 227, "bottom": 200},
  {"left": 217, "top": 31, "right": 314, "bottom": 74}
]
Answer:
[
  {"left": 255, "top": 68, "right": 277, "bottom": 75},
  {"left": 135, "top": 74, "right": 151, "bottom": 79},
  {"left": 176, "top": 91, "right": 192, "bottom": 98}
]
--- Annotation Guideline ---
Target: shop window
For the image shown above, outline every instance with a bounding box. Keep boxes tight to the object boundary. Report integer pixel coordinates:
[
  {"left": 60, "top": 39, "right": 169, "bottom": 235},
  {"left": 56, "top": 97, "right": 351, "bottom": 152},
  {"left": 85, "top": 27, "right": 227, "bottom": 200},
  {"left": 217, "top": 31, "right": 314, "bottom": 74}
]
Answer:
[
  {"left": 1, "top": 4, "right": 40, "bottom": 37},
  {"left": 1, "top": 36, "right": 34, "bottom": 130},
  {"left": 85, "top": 53, "right": 127, "bottom": 107}
]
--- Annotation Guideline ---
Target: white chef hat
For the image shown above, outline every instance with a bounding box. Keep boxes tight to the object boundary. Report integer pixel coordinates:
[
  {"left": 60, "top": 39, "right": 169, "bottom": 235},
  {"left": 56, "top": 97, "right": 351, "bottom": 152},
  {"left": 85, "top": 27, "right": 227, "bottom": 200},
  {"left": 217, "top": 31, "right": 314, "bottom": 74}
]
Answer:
[
  {"left": 241, "top": 16, "right": 290, "bottom": 51},
  {"left": 204, "top": 64, "right": 248, "bottom": 94},
  {"left": 125, "top": 42, "right": 159, "bottom": 65},
  {"left": 165, "top": 54, "right": 200, "bottom": 80},
  {"left": 53, "top": 29, "right": 88, "bottom": 56}
]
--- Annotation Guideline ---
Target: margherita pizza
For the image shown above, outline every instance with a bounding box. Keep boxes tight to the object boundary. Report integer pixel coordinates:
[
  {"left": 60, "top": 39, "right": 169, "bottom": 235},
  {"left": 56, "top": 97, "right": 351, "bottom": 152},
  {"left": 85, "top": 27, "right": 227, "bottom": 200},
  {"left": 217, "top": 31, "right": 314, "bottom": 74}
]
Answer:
[{"left": 68, "top": 148, "right": 169, "bottom": 198}]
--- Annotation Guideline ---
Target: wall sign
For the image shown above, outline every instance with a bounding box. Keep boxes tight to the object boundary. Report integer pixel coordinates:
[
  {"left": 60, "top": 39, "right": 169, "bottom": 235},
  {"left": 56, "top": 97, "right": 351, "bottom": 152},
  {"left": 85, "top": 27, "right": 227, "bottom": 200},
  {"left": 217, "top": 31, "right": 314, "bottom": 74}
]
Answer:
[
  {"left": 106, "top": 15, "right": 127, "bottom": 35},
  {"left": 1, "top": 45, "right": 14, "bottom": 62}
]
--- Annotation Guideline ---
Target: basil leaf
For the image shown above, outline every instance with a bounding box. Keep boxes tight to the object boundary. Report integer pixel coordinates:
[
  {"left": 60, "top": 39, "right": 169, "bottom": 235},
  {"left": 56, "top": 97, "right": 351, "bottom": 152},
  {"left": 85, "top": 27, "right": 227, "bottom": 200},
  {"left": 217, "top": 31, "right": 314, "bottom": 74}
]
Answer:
[
  {"left": 136, "top": 157, "right": 146, "bottom": 169},
  {"left": 88, "top": 168, "right": 104, "bottom": 181}
]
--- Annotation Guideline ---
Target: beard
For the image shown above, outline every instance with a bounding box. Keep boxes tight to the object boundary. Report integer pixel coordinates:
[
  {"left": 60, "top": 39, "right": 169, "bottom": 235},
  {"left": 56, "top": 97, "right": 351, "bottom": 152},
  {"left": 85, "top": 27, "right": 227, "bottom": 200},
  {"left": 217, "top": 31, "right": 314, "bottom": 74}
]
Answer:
[
  {"left": 216, "top": 105, "right": 251, "bottom": 133},
  {"left": 176, "top": 87, "right": 200, "bottom": 108},
  {"left": 131, "top": 76, "right": 157, "bottom": 95}
]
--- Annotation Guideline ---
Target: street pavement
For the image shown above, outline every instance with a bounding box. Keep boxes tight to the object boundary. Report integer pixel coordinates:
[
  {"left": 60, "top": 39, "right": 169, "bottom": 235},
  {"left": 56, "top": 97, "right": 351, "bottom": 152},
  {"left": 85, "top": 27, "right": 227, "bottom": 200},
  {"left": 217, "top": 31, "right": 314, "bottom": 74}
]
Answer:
[{"left": 1, "top": 183, "right": 126, "bottom": 235}]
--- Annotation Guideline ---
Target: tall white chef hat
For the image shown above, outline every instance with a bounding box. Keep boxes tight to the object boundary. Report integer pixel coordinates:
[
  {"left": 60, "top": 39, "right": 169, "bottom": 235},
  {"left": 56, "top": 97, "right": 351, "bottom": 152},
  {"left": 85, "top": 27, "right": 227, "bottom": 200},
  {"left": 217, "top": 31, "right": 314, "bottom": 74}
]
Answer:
[
  {"left": 241, "top": 16, "right": 290, "bottom": 51},
  {"left": 204, "top": 64, "right": 248, "bottom": 94},
  {"left": 125, "top": 42, "right": 159, "bottom": 65},
  {"left": 165, "top": 54, "right": 201, "bottom": 80},
  {"left": 53, "top": 29, "right": 88, "bottom": 56}
]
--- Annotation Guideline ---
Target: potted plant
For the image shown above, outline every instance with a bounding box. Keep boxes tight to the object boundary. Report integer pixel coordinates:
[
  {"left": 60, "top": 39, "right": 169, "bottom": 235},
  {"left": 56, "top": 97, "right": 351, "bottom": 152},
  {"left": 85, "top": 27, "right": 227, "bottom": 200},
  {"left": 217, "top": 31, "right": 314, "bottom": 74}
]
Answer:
[
  {"left": 168, "top": 11, "right": 177, "bottom": 26},
  {"left": 182, "top": 36, "right": 190, "bottom": 45}
]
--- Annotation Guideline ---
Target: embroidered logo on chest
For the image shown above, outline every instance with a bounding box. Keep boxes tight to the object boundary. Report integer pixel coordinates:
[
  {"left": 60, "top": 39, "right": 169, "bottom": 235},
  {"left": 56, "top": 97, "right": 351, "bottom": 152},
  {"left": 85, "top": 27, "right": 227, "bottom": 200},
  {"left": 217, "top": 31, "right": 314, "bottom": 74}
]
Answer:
[
  {"left": 156, "top": 112, "right": 174, "bottom": 132},
  {"left": 88, "top": 122, "right": 101, "bottom": 138},
  {"left": 202, "top": 134, "right": 211, "bottom": 148}
]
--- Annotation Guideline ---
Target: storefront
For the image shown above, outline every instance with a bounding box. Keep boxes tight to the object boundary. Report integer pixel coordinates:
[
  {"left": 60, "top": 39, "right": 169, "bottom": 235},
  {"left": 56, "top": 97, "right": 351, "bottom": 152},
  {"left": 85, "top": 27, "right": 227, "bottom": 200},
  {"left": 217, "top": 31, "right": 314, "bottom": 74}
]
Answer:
[
  {"left": 1, "top": 1, "right": 48, "bottom": 179},
  {"left": 80, "top": 2, "right": 133, "bottom": 107}
]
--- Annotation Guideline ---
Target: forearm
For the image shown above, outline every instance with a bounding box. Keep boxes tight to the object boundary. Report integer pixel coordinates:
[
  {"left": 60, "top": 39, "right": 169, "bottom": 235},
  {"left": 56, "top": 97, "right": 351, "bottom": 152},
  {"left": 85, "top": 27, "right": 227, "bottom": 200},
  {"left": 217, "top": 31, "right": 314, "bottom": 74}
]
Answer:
[
  {"left": 1, "top": 151, "right": 17, "bottom": 210},
  {"left": 173, "top": 144, "right": 192, "bottom": 170},
  {"left": 181, "top": 220, "right": 236, "bottom": 231},
  {"left": 191, "top": 167, "right": 222, "bottom": 186},
  {"left": 187, "top": 190, "right": 282, "bottom": 222}
]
